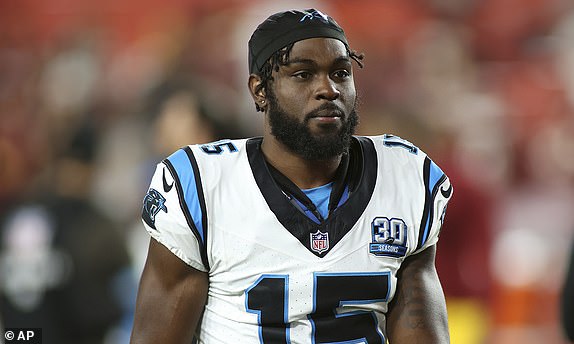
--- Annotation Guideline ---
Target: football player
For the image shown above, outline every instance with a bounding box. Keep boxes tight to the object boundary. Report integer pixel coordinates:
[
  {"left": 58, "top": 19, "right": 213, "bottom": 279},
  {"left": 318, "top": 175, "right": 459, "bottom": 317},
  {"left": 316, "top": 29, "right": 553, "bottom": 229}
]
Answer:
[{"left": 131, "top": 8, "right": 453, "bottom": 343}]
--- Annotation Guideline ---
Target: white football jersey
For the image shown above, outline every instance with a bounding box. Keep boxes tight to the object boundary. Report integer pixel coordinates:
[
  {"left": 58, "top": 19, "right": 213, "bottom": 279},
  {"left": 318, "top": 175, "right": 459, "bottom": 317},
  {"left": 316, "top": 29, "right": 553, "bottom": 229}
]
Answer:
[{"left": 141, "top": 135, "right": 452, "bottom": 343}]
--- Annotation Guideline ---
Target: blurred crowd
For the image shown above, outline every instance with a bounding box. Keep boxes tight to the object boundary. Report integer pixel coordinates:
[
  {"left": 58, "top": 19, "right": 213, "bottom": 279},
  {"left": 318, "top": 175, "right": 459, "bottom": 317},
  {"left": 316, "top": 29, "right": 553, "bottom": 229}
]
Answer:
[{"left": 1, "top": 0, "right": 574, "bottom": 343}]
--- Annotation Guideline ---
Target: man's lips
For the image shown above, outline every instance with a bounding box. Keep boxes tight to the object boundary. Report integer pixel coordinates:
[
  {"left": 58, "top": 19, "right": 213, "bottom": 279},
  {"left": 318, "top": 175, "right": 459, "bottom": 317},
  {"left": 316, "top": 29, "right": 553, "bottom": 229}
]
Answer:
[
  {"left": 310, "top": 115, "right": 341, "bottom": 123},
  {"left": 308, "top": 107, "right": 344, "bottom": 121}
]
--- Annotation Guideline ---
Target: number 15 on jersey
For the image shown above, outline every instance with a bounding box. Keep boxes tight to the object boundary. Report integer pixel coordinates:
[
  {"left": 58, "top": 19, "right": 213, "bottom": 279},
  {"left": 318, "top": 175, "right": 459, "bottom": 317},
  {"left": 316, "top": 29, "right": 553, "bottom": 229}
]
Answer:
[{"left": 246, "top": 272, "right": 391, "bottom": 343}]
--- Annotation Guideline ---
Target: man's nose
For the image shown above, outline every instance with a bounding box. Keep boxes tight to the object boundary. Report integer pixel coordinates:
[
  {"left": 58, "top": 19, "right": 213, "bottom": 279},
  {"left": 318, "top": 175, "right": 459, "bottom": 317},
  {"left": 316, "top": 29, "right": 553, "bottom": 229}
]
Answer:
[{"left": 315, "top": 75, "right": 340, "bottom": 101}]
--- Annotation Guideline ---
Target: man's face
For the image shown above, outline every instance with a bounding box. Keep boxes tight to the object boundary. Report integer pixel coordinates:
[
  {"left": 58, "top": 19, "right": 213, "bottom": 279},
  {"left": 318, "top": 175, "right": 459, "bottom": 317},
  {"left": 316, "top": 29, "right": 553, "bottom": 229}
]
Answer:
[{"left": 266, "top": 38, "right": 358, "bottom": 160}]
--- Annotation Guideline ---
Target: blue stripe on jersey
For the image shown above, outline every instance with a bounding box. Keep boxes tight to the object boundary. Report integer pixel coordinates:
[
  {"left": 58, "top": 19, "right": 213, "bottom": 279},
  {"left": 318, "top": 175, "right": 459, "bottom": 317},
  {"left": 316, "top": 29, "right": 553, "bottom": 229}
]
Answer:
[
  {"left": 428, "top": 160, "right": 444, "bottom": 196},
  {"left": 166, "top": 148, "right": 205, "bottom": 245},
  {"left": 420, "top": 159, "right": 446, "bottom": 246}
]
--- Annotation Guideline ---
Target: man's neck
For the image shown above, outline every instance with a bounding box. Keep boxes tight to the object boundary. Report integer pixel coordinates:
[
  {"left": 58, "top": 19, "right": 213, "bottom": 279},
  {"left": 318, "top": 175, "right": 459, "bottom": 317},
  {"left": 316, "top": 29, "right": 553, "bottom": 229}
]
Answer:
[{"left": 261, "top": 137, "right": 341, "bottom": 190}]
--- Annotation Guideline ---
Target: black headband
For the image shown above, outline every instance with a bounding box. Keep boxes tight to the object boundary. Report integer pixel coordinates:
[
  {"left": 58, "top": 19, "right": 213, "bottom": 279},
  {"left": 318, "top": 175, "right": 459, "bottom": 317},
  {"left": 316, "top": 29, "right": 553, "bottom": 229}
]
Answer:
[{"left": 248, "top": 9, "right": 349, "bottom": 74}]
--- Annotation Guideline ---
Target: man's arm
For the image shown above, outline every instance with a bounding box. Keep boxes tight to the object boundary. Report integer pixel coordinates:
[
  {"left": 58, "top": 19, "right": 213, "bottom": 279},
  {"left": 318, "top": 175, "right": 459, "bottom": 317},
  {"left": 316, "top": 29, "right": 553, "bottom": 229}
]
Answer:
[
  {"left": 386, "top": 245, "right": 450, "bottom": 343},
  {"left": 130, "top": 238, "right": 209, "bottom": 344}
]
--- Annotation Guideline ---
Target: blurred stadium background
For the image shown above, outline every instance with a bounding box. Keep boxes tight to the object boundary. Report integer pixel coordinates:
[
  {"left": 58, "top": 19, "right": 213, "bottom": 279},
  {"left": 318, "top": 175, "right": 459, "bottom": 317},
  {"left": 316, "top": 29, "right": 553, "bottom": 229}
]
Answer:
[{"left": 1, "top": 0, "right": 573, "bottom": 343}]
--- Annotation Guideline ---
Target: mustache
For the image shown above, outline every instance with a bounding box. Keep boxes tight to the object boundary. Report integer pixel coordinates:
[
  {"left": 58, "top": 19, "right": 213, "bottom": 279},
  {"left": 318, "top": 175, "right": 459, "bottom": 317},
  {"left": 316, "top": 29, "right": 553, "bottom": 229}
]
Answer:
[{"left": 305, "top": 103, "right": 346, "bottom": 120}]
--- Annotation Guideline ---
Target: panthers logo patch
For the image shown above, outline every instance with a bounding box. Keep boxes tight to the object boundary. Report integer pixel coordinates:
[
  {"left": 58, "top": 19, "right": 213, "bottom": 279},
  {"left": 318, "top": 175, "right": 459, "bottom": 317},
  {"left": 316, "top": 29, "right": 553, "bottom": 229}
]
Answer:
[{"left": 142, "top": 188, "right": 168, "bottom": 229}]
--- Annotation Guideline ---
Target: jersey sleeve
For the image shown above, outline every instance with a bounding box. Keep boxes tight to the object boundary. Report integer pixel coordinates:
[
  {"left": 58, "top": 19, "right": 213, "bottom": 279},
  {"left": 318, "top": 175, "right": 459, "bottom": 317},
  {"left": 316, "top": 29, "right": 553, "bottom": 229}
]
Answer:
[
  {"left": 141, "top": 149, "right": 208, "bottom": 272},
  {"left": 413, "top": 156, "right": 453, "bottom": 254}
]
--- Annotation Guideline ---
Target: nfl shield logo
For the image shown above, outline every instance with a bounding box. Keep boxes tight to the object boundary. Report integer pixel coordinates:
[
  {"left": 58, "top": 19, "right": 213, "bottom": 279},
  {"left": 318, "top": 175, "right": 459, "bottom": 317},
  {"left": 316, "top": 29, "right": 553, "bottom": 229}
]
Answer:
[{"left": 310, "top": 230, "right": 329, "bottom": 254}]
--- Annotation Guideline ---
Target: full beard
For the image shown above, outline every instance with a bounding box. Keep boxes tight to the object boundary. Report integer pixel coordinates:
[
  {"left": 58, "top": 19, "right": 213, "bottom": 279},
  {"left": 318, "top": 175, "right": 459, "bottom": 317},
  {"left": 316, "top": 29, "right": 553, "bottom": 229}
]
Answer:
[{"left": 267, "top": 91, "right": 359, "bottom": 161}]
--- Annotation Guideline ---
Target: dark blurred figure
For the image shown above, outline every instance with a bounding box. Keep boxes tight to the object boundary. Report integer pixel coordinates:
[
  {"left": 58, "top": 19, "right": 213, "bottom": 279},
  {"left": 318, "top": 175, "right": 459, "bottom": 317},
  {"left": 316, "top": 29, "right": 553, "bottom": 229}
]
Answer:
[
  {"left": 143, "top": 77, "right": 236, "bottom": 157},
  {"left": 0, "top": 122, "right": 130, "bottom": 344},
  {"left": 563, "top": 238, "right": 574, "bottom": 342}
]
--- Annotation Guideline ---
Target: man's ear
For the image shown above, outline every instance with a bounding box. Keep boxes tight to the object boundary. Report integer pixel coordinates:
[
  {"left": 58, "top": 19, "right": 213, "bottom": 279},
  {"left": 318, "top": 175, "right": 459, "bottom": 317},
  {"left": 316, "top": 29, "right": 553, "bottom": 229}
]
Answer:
[{"left": 248, "top": 74, "right": 267, "bottom": 112}]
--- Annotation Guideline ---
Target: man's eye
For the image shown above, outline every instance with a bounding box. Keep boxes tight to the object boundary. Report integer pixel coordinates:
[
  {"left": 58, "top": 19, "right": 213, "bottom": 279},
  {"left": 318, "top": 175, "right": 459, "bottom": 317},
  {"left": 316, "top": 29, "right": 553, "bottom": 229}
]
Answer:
[
  {"left": 293, "top": 71, "right": 312, "bottom": 79},
  {"left": 333, "top": 70, "right": 351, "bottom": 79}
]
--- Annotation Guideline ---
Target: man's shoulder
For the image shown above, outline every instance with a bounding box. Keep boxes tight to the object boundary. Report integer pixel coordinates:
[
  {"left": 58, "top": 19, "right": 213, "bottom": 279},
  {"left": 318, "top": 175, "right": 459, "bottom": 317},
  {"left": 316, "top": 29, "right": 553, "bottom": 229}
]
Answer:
[
  {"left": 162, "top": 138, "right": 251, "bottom": 166},
  {"left": 357, "top": 134, "right": 450, "bottom": 181},
  {"left": 357, "top": 134, "right": 419, "bottom": 154},
  {"left": 356, "top": 134, "right": 426, "bottom": 165},
  {"left": 179, "top": 138, "right": 250, "bottom": 157}
]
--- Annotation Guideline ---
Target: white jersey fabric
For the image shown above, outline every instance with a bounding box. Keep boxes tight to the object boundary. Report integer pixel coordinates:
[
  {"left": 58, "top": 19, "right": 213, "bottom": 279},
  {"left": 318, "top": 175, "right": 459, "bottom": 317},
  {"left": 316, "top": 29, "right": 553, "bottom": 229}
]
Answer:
[{"left": 141, "top": 135, "right": 452, "bottom": 343}]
